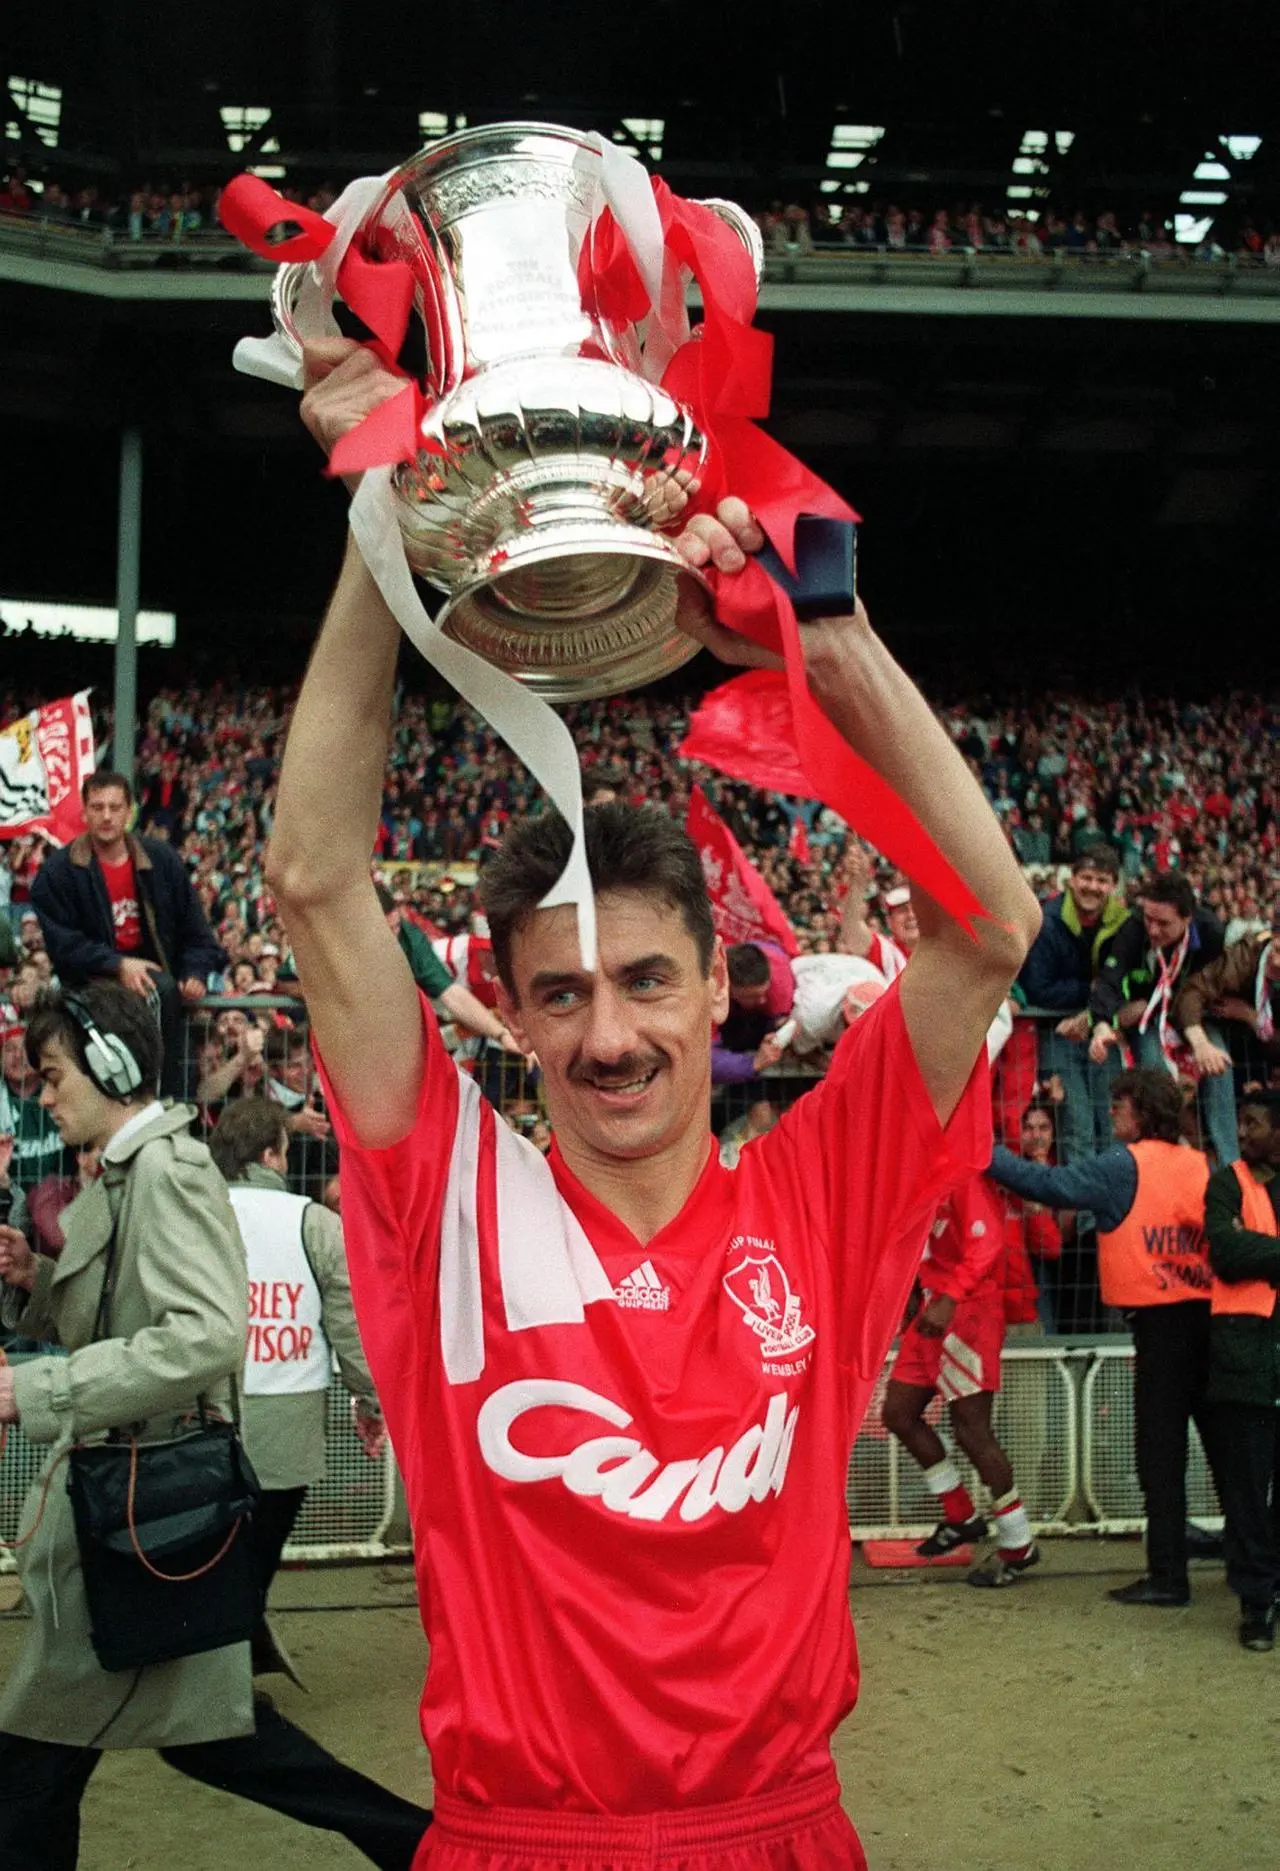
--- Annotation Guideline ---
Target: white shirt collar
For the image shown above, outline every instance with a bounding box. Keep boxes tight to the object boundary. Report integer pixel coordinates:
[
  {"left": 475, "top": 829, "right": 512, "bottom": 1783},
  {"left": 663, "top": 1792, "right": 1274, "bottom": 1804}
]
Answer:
[{"left": 101, "top": 1099, "right": 167, "bottom": 1164}]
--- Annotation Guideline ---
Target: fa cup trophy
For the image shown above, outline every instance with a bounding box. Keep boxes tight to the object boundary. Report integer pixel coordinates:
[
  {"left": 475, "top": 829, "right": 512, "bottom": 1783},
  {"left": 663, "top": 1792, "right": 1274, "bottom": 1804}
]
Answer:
[{"left": 256, "top": 122, "right": 763, "bottom": 700}]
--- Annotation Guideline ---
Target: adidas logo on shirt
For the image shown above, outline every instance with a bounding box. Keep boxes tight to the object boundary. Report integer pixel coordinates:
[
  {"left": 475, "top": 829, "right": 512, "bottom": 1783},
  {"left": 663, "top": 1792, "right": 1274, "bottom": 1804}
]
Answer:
[{"left": 613, "top": 1260, "right": 671, "bottom": 1311}]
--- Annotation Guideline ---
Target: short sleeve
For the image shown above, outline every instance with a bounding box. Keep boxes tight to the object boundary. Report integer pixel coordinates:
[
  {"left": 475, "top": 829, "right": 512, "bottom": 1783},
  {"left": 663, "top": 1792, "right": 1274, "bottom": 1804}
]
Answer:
[
  {"left": 404, "top": 925, "right": 455, "bottom": 998},
  {"left": 312, "top": 992, "right": 460, "bottom": 1449},
  {"left": 758, "top": 982, "right": 990, "bottom": 1400}
]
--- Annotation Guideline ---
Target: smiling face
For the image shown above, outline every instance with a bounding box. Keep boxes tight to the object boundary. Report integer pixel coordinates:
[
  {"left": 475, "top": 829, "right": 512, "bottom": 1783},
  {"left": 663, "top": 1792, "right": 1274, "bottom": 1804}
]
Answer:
[
  {"left": 496, "top": 889, "right": 729, "bottom": 1168},
  {"left": 886, "top": 900, "right": 919, "bottom": 951},
  {"left": 1069, "top": 864, "right": 1115, "bottom": 920}
]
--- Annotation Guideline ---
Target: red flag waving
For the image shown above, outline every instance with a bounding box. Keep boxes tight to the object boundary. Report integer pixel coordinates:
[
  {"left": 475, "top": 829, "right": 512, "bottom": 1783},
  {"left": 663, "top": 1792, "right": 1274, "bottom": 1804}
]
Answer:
[
  {"left": 0, "top": 693, "right": 95, "bottom": 847},
  {"left": 686, "top": 786, "right": 798, "bottom": 957}
]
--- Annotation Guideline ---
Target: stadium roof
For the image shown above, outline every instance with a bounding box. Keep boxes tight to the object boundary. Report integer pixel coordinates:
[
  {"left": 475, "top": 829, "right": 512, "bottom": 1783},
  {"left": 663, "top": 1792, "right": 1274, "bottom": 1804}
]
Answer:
[{"left": 4, "top": 0, "right": 1278, "bottom": 212}]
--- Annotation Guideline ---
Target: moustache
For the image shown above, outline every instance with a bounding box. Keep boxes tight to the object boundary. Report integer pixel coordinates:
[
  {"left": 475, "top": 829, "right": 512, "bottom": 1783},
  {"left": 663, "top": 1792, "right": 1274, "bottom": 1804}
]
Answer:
[{"left": 569, "top": 1054, "right": 663, "bottom": 1087}]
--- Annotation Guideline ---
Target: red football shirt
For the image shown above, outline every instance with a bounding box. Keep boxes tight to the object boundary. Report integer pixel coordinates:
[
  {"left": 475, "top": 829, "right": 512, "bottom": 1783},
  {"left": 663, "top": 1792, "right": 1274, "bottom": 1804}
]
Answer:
[
  {"left": 100, "top": 855, "right": 142, "bottom": 952},
  {"left": 322, "top": 982, "right": 988, "bottom": 1812},
  {"left": 916, "top": 1173, "right": 1006, "bottom": 1304}
]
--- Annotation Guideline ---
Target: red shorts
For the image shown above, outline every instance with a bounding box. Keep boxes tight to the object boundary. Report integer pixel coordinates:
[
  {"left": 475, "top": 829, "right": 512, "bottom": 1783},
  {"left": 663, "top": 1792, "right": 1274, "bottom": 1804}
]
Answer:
[
  {"left": 418, "top": 1768, "right": 863, "bottom": 1870},
  {"left": 893, "top": 1295, "right": 1004, "bottom": 1399}
]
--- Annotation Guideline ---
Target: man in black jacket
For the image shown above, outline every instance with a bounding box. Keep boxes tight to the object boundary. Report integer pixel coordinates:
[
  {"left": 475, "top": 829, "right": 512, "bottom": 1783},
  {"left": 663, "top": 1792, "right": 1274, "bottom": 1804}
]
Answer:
[
  {"left": 29, "top": 771, "right": 224, "bottom": 1097},
  {"left": 1018, "top": 843, "right": 1130, "bottom": 1161},
  {"left": 1087, "top": 871, "right": 1235, "bottom": 1164},
  {"left": 1204, "top": 1089, "right": 1280, "bottom": 1652}
]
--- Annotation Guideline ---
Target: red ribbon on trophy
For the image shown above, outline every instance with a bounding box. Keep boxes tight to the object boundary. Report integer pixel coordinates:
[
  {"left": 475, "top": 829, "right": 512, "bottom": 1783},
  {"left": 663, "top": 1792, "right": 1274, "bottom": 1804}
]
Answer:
[{"left": 221, "top": 163, "right": 987, "bottom": 932}]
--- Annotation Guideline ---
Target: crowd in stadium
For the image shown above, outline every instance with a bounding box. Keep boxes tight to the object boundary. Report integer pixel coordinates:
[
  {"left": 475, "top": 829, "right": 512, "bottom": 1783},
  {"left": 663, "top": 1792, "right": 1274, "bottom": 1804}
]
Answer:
[
  {"left": 4, "top": 679, "right": 1274, "bottom": 957},
  {"left": 3, "top": 658, "right": 1278, "bottom": 1652},
  {"left": 5, "top": 160, "right": 1280, "bottom": 264},
  {"left": 2, "top": 675, "right": 1276, "bottom": 1263}
]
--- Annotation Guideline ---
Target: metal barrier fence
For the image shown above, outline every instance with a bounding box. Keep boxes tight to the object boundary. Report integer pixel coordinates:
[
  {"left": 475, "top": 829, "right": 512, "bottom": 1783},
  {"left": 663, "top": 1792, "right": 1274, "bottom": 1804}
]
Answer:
[
  {"left": 4, "top": 992, "right": 1256, "bottom": 1568},
  {"left": 7, "top": 213, "right": 1280, "bottom": 307},
  {"left": 1, "top": 1346, "right": 1220, "bottom": 1570},
  {"left": 0, "top": 1372, "right": 399, "bottom": 1576},
  {"left": 851, "top": 1346, "right": 1079, "bottom": 1538},
  {"left": 1080, "top": 1345, "right": 1220, "bottom": 1532}
]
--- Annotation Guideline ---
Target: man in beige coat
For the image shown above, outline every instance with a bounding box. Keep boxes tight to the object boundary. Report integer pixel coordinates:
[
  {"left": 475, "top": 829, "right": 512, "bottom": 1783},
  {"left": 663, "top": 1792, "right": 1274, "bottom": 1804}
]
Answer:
[{"left": 0, "top": 983, "right": 430, "bottom": 1870}]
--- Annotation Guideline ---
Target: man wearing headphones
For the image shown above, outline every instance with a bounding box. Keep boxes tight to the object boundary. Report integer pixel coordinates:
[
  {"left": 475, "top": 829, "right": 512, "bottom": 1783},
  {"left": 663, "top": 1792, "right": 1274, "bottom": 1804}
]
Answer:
[{"left": 0, "top": 984, "right": 430, "bottom": 1870}]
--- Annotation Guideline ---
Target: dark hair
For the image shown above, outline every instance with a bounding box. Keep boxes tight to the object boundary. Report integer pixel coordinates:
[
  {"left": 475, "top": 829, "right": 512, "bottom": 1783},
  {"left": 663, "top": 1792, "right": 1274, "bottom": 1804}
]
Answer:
[
  {"left": 1141, "top": 872, "right": 1196, "bottom": 918},
  {"left": 81, "top": 769, "right": 134, "bottom": 806},
  {"left": 581, "top": 764, "right": 627, "bottom": 806},
  {"left": 727, "top": 943, "right": 771, "bottom": 990},
  {"left": 481, "top": 803, "right": 715, "bottom": 997},
  {"left": 25, "top": 983, "right": 161, "bottom": 1100},
  {"left": 1021, "top": 1098, "right": 1058, "bottom": 1127},
  {"left": 264, "top": 1022, "right": 308, "bottom": 1066},
  {"left": 1071, "top": 843, "right": 1120, "bottom": 880},
  {"left": 1238, "top": 1088, "right": 1280, "bottom": 1123},
  {"left": 374, "top": 882, "right": 396, "bottom": 916},
  {"left": 1110, "top": 1067, "right": 1184, "bottom": 1143},
  {"left": 209, "top": 1097, "right": 288, "bottom": 1180}
]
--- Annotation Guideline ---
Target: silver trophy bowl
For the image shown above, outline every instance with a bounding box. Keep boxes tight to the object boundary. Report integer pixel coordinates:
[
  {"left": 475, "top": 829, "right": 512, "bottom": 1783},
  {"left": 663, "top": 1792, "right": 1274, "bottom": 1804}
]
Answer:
[{"left": 270, "top": 122, "right": 762, "bottom": 700}]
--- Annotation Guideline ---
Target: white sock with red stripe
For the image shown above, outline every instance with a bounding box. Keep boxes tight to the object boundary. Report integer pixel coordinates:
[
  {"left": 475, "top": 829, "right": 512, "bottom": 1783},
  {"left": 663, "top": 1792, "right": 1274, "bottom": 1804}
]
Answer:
[
  {"left": 923, "top": 1458, "right": 975, "bottom": 1526},
  {"left": 991, "top": 1488, "right": 1032, "bottom": 1557}
]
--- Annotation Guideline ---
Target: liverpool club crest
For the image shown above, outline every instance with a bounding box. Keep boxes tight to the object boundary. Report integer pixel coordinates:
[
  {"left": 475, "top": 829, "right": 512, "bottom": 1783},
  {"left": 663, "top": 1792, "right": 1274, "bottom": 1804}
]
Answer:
[{"left": 723, "top": 1243, "right": 816, "bottom": 1360}]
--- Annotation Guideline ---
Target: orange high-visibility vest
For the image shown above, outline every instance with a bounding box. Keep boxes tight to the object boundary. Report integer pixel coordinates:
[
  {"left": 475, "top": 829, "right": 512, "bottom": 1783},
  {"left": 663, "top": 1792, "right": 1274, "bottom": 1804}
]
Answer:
[
  {"left": 1097, "top": 1139, "right": 1212, "bottom": 1309},
  {"left": 1209, "top": 1161, "right": 1278, "bottom": 1320}
]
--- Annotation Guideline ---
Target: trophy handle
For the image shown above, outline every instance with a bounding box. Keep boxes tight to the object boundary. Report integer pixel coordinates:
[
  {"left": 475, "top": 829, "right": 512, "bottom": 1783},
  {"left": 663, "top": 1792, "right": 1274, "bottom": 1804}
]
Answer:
[
  {"left": 693, "top": 199, "right": 766, "bottom": 288},
  {"left": 269, "top": 262, "right": 311, "bottom": 362}
]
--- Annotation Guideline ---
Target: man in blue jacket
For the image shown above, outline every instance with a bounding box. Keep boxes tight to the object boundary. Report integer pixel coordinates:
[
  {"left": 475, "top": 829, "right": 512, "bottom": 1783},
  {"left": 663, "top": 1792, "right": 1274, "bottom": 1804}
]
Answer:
[
  {"left": 1018, "top": 844, "right": 1130, "bottom": 1162},
  {"left": 30, "top": 771, "right": 224, "bottom": 1097}
]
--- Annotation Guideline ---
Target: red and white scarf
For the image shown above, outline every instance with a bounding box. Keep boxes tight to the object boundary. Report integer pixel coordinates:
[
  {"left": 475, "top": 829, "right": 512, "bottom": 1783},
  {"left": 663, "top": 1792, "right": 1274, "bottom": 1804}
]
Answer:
[
  {"left": 1257, "top": 938, "right": 1276, "bottom": 1045},
  {"left": 1138, "top": 927, "right": 1197, "bottom": 1078}
]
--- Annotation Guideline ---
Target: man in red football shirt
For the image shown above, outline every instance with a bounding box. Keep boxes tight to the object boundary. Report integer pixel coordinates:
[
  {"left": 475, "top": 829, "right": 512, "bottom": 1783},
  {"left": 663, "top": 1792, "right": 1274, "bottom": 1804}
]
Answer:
[
  {"left": 882, "top": 1172, "right": 1041, "bottom": 1587},
  {"left": 266, "top": 338, "right": 1041, "bottom": 1871}
]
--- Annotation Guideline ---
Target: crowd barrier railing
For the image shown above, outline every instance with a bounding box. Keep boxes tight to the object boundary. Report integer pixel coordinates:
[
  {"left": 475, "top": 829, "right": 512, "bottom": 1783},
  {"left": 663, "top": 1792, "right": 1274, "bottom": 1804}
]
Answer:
[
  {"left": 7, "top": 991, "right": 1256, "bottom": 1568},
  {"left": 1079, "top": 1344, "right": 1220, "bottom": 1533},
  {"left": 6, "top": 212, "right": 1280, "bottom": 308},
  {"left": 1, "top": 1345, "right": 1219, "bottom": 1570},
  {"left": 0, "top": 1370, "right": 400, "bottom": 1576}
]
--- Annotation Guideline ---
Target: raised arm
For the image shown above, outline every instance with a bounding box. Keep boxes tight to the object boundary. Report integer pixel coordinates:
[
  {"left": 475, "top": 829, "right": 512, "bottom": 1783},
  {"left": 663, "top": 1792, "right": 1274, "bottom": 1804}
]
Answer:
[
  {"left": 835, "top": 843, "right": 876, "bottom": 958},
  {"left": 264, "top": 341, "right": 424, "bottom": 1147},
  {"left": 675, "top": 521, "right": 1038, "bottom": 1123},
  {"left": 988, "top": 1143, "right": 1138, "bottom": 1236},
  {"left": 798, "top": 616, "right": 1040, "bottom": 1121}
]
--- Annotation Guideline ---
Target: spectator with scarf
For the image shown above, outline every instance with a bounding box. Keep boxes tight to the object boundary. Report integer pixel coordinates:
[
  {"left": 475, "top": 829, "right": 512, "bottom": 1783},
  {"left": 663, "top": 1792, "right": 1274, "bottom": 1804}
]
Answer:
[
  {"left": 1088, "top": 872, "right": 1235, "bottom": 1163},
  {"left": 1174, "top": 901, "right": 1280, "bottom": 1080},
  {"left": 1020, "top": 843, "right": 1131, "bottom": 1162}
]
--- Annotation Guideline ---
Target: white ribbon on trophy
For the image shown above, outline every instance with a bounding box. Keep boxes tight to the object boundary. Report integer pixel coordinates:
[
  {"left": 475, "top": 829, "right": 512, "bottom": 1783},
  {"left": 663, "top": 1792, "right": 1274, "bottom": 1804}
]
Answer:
[{"left": 226, "top": 151, "right": 708, "bottom": 970}]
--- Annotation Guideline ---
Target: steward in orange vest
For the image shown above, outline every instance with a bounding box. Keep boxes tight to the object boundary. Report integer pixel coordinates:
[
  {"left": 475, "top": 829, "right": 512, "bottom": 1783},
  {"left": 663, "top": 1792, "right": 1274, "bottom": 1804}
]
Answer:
[
  {"left": 989, "top": 1067, "right": 1220, "bottom": 1606},
  {"left": 1203, "top": 1089, "right": 1280, "bottom": 1651}
]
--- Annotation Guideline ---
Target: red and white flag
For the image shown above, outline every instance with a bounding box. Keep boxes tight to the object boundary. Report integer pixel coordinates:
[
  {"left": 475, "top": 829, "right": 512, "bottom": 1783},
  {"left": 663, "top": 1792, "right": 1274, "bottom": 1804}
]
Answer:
[
  {"left": 0, "top": 692, "right": 96, "bottom": 847},
  {"left": 686, "top": 785, "right": 797, "bottom": 957}
]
